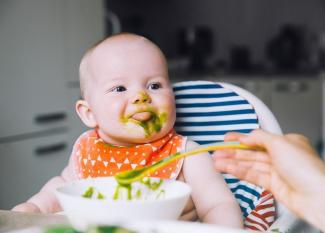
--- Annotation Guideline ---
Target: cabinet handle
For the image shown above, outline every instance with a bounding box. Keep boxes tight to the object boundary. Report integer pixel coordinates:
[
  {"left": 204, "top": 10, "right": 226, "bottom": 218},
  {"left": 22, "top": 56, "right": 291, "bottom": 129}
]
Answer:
[
  {"left": 35, "top": 142, "right": 67, "bottom": 156},
  {"left": 34, "top": 112, "right": 67, "bottom": 124}
]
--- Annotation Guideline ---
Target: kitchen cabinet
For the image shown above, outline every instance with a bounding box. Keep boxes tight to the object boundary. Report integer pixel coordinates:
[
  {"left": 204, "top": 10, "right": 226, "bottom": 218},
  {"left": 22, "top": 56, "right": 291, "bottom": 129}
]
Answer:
[
  {"left": 63, "top": 0, "right": 105, "bottom": 84},
  {"left": 213, "top": 75, "right": 271, "bottom": 107},
  {"left": 221, "top": 76, "right": 322, "bottom": 151},
  {"left": 0, "top": 0, "right": 105, "bottom": 209},
  {"left": 0, "top": 132, "right": 70, "bottom": 210},
  {"left": 218, "top": 75, "right": 322, "bottom": 151},
  {"left": 62, "top": 0, "right": 105, "bottom": 151},
  {"left": 0, "top": 0, "right": 105, "bottom": 139},
  {"left": 319, "top": 73, "right": 325, "bottom": 159},
  {"left": 270, "top": 77, "right": 322, "bottom": 150},
  {"left": 0, "top": 0, "right": 69, "bottom": 138}
]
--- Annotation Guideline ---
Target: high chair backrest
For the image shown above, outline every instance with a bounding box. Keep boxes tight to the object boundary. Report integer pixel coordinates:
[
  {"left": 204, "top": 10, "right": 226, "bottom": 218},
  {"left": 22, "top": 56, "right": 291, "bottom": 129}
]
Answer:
[{"left": 173, "top": 80, "right": 282, "bottom": 231}]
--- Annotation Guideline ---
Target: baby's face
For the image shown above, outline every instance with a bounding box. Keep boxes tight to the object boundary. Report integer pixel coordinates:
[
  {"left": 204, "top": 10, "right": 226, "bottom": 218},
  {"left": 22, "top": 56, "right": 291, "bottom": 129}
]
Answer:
[{"left": 85, "top": 37, "right": 175, "bottom": 146}]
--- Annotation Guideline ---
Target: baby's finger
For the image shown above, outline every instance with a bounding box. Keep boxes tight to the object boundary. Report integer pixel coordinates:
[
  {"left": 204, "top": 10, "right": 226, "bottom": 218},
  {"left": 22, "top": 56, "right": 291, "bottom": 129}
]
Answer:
[
  {"left": 215, "top": 158, "right": 270, "bottom": 173},
  {"left": 285, "top": 133, "right": 310, "bottom": 143}
]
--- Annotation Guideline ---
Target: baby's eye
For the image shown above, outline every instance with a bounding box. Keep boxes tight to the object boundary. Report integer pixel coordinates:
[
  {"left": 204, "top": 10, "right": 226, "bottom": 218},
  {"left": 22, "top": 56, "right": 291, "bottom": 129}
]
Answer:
[
  {"left": 114, "top": 86, "right": 127, "bottom": 92},
  {"left": 148, "top": 82, "right": 162, "bottom": 90}
]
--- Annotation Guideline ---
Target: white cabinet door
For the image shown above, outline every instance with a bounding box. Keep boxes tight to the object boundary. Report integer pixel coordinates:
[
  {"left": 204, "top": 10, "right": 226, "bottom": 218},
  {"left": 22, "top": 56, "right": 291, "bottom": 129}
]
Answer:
[
  {"left": 0, "top": 132, "right": 71, "bottom": 210},
  {"left": 0, "top": 0, "right": 68, "bottom": 138},
  {"left": 62, "top": 0, "right": 105, "bottom": 83},
  {"left": 270, "top": 77, "right": 322, "bottom": 149}
]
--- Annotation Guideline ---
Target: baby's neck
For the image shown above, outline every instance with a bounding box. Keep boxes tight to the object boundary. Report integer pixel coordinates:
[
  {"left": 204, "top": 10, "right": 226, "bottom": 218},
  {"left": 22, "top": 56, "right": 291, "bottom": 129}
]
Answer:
[{"left": 96, "top": 130, "right": 138, "bottom": 147}]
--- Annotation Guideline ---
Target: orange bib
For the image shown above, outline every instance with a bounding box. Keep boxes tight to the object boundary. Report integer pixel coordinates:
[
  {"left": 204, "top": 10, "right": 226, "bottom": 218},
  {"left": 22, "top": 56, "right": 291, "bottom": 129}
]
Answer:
[{"left": 72, "top": 130, "right": 186, "bottom": 180}]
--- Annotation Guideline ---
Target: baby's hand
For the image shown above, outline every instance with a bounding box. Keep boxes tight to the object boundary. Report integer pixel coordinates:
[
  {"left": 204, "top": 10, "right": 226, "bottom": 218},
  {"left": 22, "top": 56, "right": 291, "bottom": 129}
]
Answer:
[{"left": 12, "top": 202, "right": 41, "bottom": 213}]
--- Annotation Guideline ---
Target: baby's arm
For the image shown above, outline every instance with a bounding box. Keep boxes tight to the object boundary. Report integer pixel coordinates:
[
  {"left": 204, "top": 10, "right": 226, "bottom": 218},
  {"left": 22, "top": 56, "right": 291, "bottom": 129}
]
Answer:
[
  {"left": 182, "top": 140, "right": 243, "bottom": 228},
  {"left": 12, "top": 160, "right": 76, "bottom": 213}
]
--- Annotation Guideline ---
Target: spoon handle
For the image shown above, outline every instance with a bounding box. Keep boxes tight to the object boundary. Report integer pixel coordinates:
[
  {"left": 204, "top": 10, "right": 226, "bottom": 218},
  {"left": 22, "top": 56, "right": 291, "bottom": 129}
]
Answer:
[{"left": 144, "top": 141, "right": 261, "bottom": 178}]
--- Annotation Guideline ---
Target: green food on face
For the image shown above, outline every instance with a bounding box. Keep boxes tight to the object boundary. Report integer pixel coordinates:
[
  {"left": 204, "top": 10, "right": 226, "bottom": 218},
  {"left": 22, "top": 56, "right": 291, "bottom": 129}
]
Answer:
[
  {"left": 82, "top": 187, "right": 94, "bottom": 198},
  {"left": 138, "top": 112, "right": 167, "bottom": 137},
  {"left": 121, "top": 110, "right": 167, "bottom": 137}
]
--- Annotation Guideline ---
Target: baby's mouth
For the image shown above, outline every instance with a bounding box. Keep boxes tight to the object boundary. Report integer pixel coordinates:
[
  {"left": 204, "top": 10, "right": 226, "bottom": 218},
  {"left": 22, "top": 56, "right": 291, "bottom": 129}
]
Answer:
[{"left": 130, "top": 112, "right": 152, "bottom": 122}]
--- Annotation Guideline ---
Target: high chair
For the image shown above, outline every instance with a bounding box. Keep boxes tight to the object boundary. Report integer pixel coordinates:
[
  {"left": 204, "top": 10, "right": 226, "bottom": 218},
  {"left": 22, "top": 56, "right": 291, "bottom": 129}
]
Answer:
[{"left": 173, "top": 80, "right": 316, "bottom": 232}]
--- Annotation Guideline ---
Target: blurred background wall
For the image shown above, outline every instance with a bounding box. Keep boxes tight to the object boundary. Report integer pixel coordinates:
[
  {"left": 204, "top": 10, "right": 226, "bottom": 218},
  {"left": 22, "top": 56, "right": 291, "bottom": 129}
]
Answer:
[{"left": 0, "top": 0, "right": 324, "bottom": 211}]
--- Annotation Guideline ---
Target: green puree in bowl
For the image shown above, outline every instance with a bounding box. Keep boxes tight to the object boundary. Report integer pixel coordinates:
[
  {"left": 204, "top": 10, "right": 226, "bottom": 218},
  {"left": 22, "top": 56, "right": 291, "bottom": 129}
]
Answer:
[
  {"left": 45, "top": 225, "right": 137, "bottom": 233},
  {"left": 82, "top": 187, "right": 105, "bottom": 200},
  {"left": 113, "top": 178, "right": 164, "bottom": 200},
  {"left": 81, "top": 178, "right": 165, "bottom": 201}
]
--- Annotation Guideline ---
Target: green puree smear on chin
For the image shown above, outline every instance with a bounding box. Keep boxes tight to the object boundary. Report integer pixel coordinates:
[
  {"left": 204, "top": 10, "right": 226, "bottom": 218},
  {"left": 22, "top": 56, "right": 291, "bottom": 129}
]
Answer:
[
  {"left": 138, "top": 113, "right": 167, "bottom": 137},
  {"left": 121, "top": 111, "right": 167, "bottom": 137}
]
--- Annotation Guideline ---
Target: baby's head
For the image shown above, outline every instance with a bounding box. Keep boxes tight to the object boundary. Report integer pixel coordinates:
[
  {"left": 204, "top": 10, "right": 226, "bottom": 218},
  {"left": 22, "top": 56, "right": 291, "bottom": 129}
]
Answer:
[{"left": 76, "top": 33, "right": 175, "bottom": 146}]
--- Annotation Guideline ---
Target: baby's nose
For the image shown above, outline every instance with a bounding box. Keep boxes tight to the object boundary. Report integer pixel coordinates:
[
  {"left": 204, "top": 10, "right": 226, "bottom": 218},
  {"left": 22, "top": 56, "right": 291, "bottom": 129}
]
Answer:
[{"left": 132, "top": 92, "right": 152, "bottom": 104}]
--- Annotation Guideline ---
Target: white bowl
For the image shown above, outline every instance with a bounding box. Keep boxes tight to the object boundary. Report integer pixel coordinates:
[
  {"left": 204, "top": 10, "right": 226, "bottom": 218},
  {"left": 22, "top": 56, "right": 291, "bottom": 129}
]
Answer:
[{"left": 56, "top": 177, "right": 191, "bottom": 231}]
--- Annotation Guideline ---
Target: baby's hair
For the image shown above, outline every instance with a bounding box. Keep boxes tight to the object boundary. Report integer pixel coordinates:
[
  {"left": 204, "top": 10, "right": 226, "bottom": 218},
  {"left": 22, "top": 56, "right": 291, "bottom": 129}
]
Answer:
[
  {"left": 78, "top": 36, "right": 108, "bottom": 99},
  {"left": 78, "top": 33, "right": 163, "bottom": 99}
]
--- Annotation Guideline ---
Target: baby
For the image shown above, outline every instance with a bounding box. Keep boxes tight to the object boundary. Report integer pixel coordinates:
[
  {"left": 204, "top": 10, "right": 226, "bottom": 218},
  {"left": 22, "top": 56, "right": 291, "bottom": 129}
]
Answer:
[{"left": 13, "top": 33, "right": 243, "bottom": 228}]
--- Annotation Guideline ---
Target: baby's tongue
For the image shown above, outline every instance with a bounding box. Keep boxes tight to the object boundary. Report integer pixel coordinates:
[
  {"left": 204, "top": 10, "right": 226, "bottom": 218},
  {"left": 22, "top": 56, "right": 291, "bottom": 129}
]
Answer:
[{"left": 132, "top": 112, "right": 152, "bottom": 122}]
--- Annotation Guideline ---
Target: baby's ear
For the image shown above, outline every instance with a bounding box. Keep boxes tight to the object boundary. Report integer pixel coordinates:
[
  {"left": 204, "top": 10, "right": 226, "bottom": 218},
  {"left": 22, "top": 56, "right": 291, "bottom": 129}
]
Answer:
[{"left": 75, "top": 100, "right": 97, "bottom": 128}]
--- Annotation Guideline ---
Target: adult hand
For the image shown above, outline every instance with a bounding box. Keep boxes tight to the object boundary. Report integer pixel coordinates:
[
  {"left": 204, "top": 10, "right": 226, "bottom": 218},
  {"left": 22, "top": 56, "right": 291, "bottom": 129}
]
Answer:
[{"left": 213, "top": 129, "right": 325, "bottom": 231}]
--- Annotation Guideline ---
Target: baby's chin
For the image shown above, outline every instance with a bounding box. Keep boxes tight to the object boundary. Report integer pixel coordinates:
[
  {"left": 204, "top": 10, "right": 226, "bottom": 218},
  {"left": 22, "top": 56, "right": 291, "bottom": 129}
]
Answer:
[{"left": 119, "top": 124, "right": 173, "bottom": 144}]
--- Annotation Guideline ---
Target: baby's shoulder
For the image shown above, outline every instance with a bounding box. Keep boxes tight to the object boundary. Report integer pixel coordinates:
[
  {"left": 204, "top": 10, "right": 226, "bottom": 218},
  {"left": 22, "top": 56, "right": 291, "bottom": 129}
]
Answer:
[
  {"left": 78, "top": 129, "right": 97, "bottom": 140},
  {"left": 184, "top": 139, "right": 199, "bottom": 151},
  {"left": 73, "top": 129, "right": 98, "bottom": 147}
]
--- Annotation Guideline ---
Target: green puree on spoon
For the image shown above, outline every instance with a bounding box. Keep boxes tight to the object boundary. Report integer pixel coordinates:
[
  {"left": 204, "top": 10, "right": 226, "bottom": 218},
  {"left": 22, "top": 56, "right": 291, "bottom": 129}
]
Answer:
[{"left": 115, "top": 141, "right": 262, "bottom": 186}]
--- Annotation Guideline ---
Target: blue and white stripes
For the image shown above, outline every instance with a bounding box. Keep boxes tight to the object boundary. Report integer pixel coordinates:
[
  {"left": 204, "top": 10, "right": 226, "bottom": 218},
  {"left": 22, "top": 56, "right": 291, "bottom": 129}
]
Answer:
[
  {"left": 173, "top": 80, "right": 264, "bottom": 219},
  {"left": 174, "top": 81, "right": 259, "bottom": 145}
]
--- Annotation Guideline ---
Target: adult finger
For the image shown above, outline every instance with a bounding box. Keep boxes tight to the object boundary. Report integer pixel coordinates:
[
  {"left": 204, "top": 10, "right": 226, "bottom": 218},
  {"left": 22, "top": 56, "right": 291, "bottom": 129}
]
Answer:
[
  {"left": 215, "top": 159, "right": 271, "bottom": 189},
  {"left": 213, "top": 149, "right": 270, "bottom": 163},
  {"left": 224, "top": 132, "right": 247, "bottom": 142},
  {"left": 214, "top": 158, "right": 271, "bottom": 173},
  {"left": 238, "top": 129, "right": 280, "bottom": 151}
]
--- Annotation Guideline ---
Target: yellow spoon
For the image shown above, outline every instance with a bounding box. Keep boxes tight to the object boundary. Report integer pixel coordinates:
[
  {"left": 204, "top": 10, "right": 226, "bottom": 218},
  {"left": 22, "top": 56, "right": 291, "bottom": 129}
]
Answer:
[{"left": 115, "top": 141, "right": 260, "bottom": 185}]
